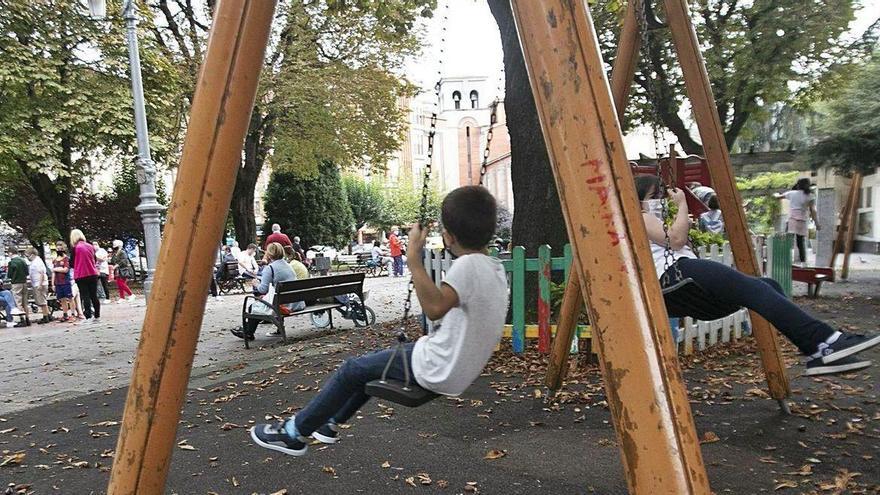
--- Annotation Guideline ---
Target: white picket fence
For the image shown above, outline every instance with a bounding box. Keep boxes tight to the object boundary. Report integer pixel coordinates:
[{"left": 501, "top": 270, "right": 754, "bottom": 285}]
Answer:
[{"left": 422, "top": 240, "right": 763, "bottom": 356}]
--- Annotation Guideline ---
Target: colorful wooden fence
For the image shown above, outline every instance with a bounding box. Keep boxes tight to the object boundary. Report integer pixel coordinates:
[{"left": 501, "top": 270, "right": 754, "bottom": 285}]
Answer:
[{"left": 423, "top": 241, "right": 762, "bottom": 356}]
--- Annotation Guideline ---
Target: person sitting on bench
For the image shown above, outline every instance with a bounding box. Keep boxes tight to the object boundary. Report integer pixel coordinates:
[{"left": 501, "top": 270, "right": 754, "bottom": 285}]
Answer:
[
  {"left": 249, "top": 186, "right": 509, "bottom": 456},
  {"left": 231, "top": 242, "right": 305, "bottom": 341},
  {"left": 0, "top": 286, "right": 26, "bottom": 328},
  {"left": 636, "top": 175, "right": 879, "bottom": 376}
]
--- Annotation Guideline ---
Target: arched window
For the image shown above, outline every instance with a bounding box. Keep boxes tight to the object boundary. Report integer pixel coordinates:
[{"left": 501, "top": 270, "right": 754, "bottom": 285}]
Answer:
[
  {"left": 469, "top": 90, "right": 479, "bottom": 109},
  {"left": 452, "top": 91, "right": 462, "bottom": 110}
]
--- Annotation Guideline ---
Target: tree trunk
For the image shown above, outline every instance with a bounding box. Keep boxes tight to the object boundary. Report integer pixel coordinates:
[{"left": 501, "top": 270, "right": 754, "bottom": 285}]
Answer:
[
  {"left": 488, "top": 0, "right": 568, "bottom": 255},
  {"left": 231, "top": 111, "right": 267, "bottom": 247}
]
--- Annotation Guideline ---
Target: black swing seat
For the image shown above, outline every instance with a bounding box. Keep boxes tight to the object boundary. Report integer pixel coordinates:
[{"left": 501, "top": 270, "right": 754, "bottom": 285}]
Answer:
[
  {"left": 365, "top": 379, "right": 439, "bottom": 408},
  {"left": 662, "top": 277, "right": 740, "bottom": 321}
]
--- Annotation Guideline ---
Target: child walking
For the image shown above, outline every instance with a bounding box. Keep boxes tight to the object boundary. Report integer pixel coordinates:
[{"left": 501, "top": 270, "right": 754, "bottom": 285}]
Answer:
[{"left": 250, "top": 186, "right": 509, "bottom": 456}]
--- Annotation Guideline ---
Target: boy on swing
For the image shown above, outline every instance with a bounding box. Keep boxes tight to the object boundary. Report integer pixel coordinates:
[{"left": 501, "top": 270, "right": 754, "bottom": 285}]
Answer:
[{"left": 250, "top": 186, "right": 509, "bottom": 456}]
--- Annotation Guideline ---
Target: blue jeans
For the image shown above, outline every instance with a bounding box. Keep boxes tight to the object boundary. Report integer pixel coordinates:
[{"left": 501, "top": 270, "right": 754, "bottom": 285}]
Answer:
[
  {"left": 392, "top": 255, "right": 404, "bottom": 276},
  {"left": 671, "top": 258, "right": 834, "bottom": 355},
  {"left": 0, "top": 290, "right": 17, "bottom": 322},
  {"left": 292, "top": 343, "right": 415, "bottom": 436}
]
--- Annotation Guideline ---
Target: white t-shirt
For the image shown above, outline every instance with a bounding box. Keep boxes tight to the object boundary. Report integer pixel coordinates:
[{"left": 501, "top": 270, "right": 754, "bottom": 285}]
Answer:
[
  {"left": 238, "top": 252, "right": 258, "bottom": 273},
  {"left": 781, "top": 190, "right": 812, "bottom": 220},
  {"left": 29, "top": 257, "right": 49, "bottom": 287},
  {"left": 412, "top": 253, "right": 508, "bottom": 396},
  {"left": 95, "top": 248, "right": 110, "bottom": 275},
  {"left": 371, "top": 246, "right": 382, "bottom": 261}
]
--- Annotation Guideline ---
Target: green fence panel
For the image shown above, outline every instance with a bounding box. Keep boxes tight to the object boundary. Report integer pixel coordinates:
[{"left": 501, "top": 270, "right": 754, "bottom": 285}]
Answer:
[
  {"left": 537, "top": 245, "right": 552, "bottom": 353},
  {"left": 769, "top": 233, "right": 793, "bottom": 297},
  {"left": 511, "top": 246, "right": 526, "bottom": 353}
]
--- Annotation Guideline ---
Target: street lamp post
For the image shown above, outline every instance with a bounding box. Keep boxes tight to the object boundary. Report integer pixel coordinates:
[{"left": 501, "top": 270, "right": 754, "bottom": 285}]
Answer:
[{"left": 88, "top": 0, "right": 163, "bottom": 298}]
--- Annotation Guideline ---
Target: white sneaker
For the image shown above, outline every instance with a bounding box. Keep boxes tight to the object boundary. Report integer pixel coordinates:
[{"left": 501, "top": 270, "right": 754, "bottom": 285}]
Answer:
[
  {"left": 4, "top": 321, "right": 14, "bottom": 328},
  {"left": 126, "top": 296, "right": 136, "bottom": 301},
  {"left": 75, "top": 318, "right": 93, "bottom": 325},
  {"left": 104, "top": 299, "right": 112, "bottom": 304}
]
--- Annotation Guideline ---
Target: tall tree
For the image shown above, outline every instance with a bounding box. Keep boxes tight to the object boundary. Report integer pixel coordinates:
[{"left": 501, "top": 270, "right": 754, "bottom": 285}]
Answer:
[
  {"left": 263, "top": 162, "right": 354, "bottom": 248},
  {"left": 804, "top": 54, "right": 880, "bottom": 175},
  {"left": 153, "top": 1, "right": 433, "bottom": 247},
  {"left": 488, "top": 0, "right": 878, "bottom": 252},
  {"left": 342, "top": 174, "right": 387, "bottom": 230},
  {"left": 0, "top": 0, "right": 184, "bottom": 238}
]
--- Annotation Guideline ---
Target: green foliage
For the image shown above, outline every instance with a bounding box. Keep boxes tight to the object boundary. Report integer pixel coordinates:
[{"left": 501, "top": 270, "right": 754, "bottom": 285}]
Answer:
[
  {"left": 688, "top": 229, "right": 725, "bottom": 249},
  {"left": 496, "top": 205, "right": 512, "bottom": 240},
  {"left": 0, "top": 173, "right": 59, "bottom": 245},
  {"left": 591, "top": 0, "right": 877, "bottom": 151},
  {"left": 736, "top": 172, "right": 800, "bottom": 234},
  {"left": 380, "top": 174, "right": 442, "bottom": 228},
  {"left": 342, "top": 174, "right": 386, "bottom": 229},
  {"left": 263, "top": 162, "right": 355, "bottom": 248},
  {"left": 0, "top": 0, "right": 185, "bottom": 235},
  {"left": 803, "top": 55, "right": 880, "bottom": 175},
  {"left": 549, "top": 281, "right": 589, "bottom": 324},
  {"left": 257, "top": 1, "right": 428, "bottom": 178}
]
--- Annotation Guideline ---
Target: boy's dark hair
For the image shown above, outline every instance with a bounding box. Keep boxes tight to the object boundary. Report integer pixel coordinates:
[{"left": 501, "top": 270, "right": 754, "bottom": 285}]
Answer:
[
  {"left": 441, "top": 186, "right": 497, "bottom": 250},
  {"left": 706, "top": 194, "right": 720, "bottom": 210}
]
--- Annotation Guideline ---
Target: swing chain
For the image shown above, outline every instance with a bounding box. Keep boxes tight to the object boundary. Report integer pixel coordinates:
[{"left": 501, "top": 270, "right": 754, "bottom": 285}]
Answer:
[
  {"left": 479, "top": 99, "right": 499, "bottom": 187},
  {"left": 636, "top": 0, "right": 683, "bottom": 286}
]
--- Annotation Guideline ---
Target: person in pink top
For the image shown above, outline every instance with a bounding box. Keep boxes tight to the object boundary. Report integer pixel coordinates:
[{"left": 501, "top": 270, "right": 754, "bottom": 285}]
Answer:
[{"left": 70, "top": 229, "right": 101, "bottom": 323}]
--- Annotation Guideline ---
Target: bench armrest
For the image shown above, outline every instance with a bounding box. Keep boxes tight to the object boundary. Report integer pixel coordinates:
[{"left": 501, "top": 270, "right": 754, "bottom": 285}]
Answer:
[{"left": 242, "top": 295, "right": 278, "bottom": 317}]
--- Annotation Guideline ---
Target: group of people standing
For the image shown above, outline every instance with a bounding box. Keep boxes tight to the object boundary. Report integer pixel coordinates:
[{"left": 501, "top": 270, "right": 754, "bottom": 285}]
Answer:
[{"left": 1, "top": 230, "right": 137, "bottom": 328}]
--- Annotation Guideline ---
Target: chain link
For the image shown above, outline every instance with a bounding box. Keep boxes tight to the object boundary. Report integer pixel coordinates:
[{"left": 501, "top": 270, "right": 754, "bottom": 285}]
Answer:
[
  {"left": 635, "top": 0, "right": 684, "bottom": 286},
  {"left": 478, "top": 99, "right": 498, "bottom": 187},
  {"left": 401, "top": 2, "right": 447, "bottom": 324}
]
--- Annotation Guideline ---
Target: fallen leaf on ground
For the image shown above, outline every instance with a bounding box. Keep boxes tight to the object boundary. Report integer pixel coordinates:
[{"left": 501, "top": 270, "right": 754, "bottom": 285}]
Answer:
[
  {"left": 322, "top": 465, "right": 337, "bottom": 476},
  {"left": 484, "top": 449, "right": 507, "bottom": 460},
  {"left": 0, "top": 452, "right": 26, "bottom": 466},
  {"left": 774, "top": 480, "right": 798, "bottom": 490},
  {"left": 699, "top": 431, "right": 720, "bottom": 444},
  {"left": 381, "top": 461, "right": 391, "bottom": 468}
]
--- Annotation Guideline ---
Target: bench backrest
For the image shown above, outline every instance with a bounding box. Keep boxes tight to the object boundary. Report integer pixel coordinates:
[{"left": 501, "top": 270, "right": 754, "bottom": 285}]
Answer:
[
  {"left": 357, "top": 252, "right": 373, "bottom": 262},
  {"left": 274, "top": 273, "right": 365, "bottom": 306}
]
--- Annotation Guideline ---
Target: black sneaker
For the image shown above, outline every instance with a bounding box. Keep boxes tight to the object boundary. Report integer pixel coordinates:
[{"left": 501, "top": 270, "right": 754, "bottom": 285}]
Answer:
[
  {"left": 250, "top": 420, "right": 308, "bottom": 456},
  {"left": 820, "top": 333, "right": 880, "bottom": 364},
  {"left": 805, "top": 355, "right": 871, "bottom": 376},
  {"left": 311, "top": 422, "right": 340, "bottom": 444},
  {"left": 230, "top": 327, "right": 255, "bottom": 341}
]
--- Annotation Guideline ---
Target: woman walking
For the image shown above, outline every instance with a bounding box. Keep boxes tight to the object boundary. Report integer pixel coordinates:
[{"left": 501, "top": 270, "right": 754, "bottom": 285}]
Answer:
[
  {"left": 110, "top": 240, "right": 135, "bottom": 302},
  {"left": 70, "top": 229, "right": 101, "bottom": 323},
  {"left": 775, "top": 178, "right": 818, "bottom": 264}
]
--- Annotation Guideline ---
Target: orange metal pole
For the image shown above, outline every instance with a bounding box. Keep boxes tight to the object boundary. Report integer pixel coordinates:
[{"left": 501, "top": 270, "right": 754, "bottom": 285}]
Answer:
[
  {"left": 663, "top": 0, "right": 791, "bottom": 405},
  {"left": 106, "top": 2, "right": 277, "bottom": 493},
  {"left": 512, "top": 1, "right": 710, "bottom": 492},
  {"left": 546, "top": 0, "right": 640, "bottom": 390}
]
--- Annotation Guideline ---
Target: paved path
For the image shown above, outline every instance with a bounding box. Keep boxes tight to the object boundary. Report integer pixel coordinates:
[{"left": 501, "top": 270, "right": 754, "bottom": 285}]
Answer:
[{"left": 0, "top": 275, "right": 415, "bottom": 415}]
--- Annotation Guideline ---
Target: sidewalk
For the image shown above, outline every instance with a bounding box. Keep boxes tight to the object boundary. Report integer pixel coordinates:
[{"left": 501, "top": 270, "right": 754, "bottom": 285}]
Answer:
[
  {"left": 1, "top": 281, "right": 878, "bottom": 493},
  {"left": 0, "top": 275, "right": 416, "bottom": 415}
]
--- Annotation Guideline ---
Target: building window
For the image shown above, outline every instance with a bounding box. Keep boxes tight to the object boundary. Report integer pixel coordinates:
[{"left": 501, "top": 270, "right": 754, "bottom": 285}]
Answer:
[
  {"left": 857, "top": 186, "right": 874, "bottom": 238},
  {"left": 452, "top": 91, "right": 461, "bottom": 110},
  {"left": 469, "top": 90, "right": 479, "bottom": 109}
]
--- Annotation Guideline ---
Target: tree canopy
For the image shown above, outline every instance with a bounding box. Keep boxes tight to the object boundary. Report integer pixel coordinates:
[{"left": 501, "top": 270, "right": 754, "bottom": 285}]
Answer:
[
  {"left": 342, "top": 174, "right": 387, "bottom": 231},
  {"left": 263, "top": 162, "right": 354, "bottom": 248},
  {"left": 803, "top": 54, "right": 880, "bottom": 175},
  {"left": 0, "top": 0, "right": 184, "bottom": 239}
]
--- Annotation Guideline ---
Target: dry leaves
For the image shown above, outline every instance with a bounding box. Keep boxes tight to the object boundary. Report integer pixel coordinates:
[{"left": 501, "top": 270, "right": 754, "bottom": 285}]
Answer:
[
  {"left": 322, "top": 465, "right": 337, "bottom": 476},
  {"left": 483, "top": 449, "right": 507, "bottom": 460},
  {"left": 699, "top": 431, "right": 720, "bottom": 444},
  {"left": 1, "top": 452, "right": 26, "bottom": 466}
]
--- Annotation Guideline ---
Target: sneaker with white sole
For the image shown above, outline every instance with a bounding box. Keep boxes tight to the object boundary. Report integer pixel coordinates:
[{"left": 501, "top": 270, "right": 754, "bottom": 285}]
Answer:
[
  {"left": 805, "top": 355, "right": 871, "bottom": 376},
  {"left": 311, "top": 421, "right": 340, "bottom": 444},
  {"left": 820, "top": 333, "right": 880, "bottom": 364},
  {"left": 250, "top": 420, "right": 308, "bottom": 456}
]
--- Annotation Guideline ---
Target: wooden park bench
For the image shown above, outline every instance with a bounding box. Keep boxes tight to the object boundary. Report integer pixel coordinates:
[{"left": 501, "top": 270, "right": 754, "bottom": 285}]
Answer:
[
  {"left": 239, "top": 272, "right": 366, "bottom": 349},
  {"left": 791, "top": 266, "right": 835, "bottom": 298}
]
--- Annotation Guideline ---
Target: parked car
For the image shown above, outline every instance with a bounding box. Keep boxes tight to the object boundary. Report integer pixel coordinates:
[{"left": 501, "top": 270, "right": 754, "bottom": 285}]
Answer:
[{"left": 306, "top": 245, "right": 338, "bottom": 262}]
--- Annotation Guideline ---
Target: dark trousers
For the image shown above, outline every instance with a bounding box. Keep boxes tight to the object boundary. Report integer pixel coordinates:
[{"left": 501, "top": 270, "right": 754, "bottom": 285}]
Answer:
[
  {"left": 75, "top": 275, "right": 101, "bottom": 319},
  {"left": 794, "top": 234, "right": 807, "bottom": 263},
  {"left": 294, "top": 343, "right": 414, "bottom": 436},
  {"left": 392, "top": 255, "right": 404, "bottom": 276},
  {"left": 99, "top": 274, "right": 111, "bottom": 299},
  {"left": 672, "top": 258, "right": 834, "bottom": 354}
]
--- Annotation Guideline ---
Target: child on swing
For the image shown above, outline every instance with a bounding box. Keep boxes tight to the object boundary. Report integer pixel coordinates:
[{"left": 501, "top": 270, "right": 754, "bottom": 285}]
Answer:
[{"left": 250, "top": 186, "right": 509, "bottom": 456}]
